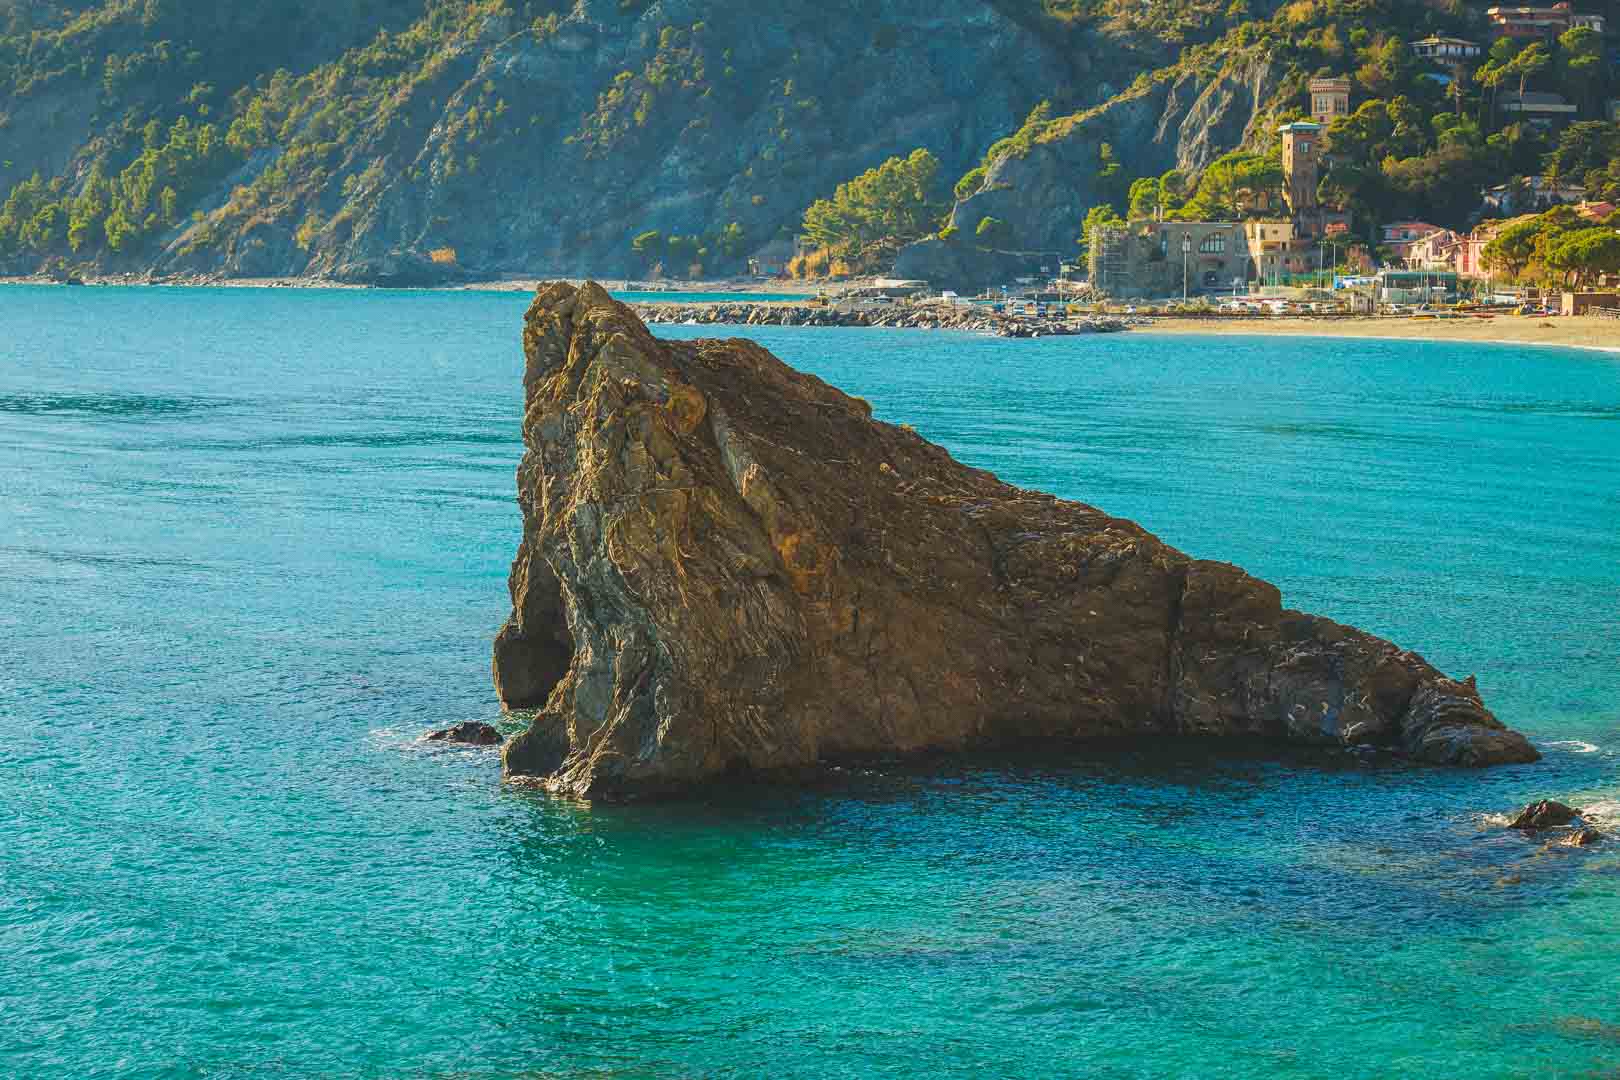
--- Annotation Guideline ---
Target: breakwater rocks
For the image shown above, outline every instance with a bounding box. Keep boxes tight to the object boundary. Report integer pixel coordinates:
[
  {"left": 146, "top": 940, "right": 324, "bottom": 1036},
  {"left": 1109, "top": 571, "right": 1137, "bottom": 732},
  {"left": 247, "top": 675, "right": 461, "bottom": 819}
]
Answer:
[
  {"left": 632, "top": 302, "right": 1129, "bottom": 337},
  {"left": 493, "top": 282, "right": 1539, "bottom": 799}
]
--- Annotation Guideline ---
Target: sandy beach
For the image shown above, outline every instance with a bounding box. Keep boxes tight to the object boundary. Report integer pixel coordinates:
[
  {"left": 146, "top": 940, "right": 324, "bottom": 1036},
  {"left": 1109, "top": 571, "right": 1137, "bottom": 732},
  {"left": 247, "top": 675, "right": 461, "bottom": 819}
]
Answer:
[{"left": 1144, "top": 313, "right": 1620, "bottom": 353}]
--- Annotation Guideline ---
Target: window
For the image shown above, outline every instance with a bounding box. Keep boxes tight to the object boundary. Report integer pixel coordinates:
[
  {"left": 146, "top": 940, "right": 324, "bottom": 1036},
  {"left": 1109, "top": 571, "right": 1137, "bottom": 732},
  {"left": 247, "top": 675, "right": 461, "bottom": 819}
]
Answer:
[
  {"left": 1198, "top": 233, "right": 1226, "bottom": 254},
  {"left": 1159, "top": 231, "right": 1168, "bottom": 257}
]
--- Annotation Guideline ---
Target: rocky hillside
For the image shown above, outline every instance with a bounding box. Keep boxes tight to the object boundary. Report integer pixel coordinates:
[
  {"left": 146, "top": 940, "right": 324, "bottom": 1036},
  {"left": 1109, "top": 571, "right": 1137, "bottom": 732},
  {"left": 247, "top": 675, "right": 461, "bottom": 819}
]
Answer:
[
  {"left": 898, "top": 50, "right": 1282, "bottom": 284},
  {"left": 7, "top": 0, "right": 1616, "bottom": 282},
  {"left": 900, "top": 0, "right": 1620, "bottom": 287},
  {"left": 0, "top": 0, "right": 1187, "bottom": 281}
]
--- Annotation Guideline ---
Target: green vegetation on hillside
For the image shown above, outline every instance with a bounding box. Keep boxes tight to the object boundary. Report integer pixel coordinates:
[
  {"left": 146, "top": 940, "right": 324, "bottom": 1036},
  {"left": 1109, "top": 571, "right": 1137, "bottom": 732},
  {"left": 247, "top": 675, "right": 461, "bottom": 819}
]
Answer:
[
  {"left": 797, "top": 148, "right": 943, "bottom": 273},
  {"left": 0, "top": 0, "right": 575, "bottom": 264},
  {"left": 1483, "top": 203, "right": 1620, "bottom": 286},
  {"left": 628, "top": 222, "right": 747, "bottom": 279},
  {"left": 961, "top": 0, "right": 1620, "bottom": 249},
  {"left": 7, "top": 0, "right": 1620, "bottom": 279}
]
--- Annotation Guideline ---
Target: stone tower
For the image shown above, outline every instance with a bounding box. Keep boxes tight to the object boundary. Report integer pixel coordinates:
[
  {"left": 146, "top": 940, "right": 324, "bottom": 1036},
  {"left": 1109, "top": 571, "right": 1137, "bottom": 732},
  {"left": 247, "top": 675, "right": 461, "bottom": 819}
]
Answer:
[
  {"left": 1309, "top": 77, "right": 1352, "bottom": 124},
  {"left": 1279, "top": 121, "right": 1323, "bottom": 214}
]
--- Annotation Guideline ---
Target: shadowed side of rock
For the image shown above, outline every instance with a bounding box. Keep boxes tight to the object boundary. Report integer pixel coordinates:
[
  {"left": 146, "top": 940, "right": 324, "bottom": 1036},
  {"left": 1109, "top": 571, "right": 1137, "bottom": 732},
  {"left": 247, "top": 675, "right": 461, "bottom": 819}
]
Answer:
[{"left": 492, "top": 281, "right": 1540, "bottom": 798}]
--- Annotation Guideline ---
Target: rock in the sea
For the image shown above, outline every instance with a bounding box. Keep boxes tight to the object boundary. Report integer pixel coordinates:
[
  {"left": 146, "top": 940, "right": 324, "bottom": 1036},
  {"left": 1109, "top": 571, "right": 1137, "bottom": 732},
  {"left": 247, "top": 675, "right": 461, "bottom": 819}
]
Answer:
[
  {"left": 492, "top": 282, "right": 1541, "bottom": 798},
  {"left": 426, "top": 721, "right": 503, "bottom": 746},
  {"left": 1558, "top": 827, "right": 1603, "bottom": 848},
  {"left": 1509, "top": 800, "right": 1581, "bottom": 830}
]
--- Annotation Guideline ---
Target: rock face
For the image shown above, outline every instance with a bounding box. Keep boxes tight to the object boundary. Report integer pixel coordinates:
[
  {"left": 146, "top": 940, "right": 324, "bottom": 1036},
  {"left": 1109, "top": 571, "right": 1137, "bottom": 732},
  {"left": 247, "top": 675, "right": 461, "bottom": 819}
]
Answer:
[
  {"left": 1509, "top": 800, "right": 1581, "bottom": 830},
  {"left": 493, "top": 282, "right": 1540, "bottom": 798}
]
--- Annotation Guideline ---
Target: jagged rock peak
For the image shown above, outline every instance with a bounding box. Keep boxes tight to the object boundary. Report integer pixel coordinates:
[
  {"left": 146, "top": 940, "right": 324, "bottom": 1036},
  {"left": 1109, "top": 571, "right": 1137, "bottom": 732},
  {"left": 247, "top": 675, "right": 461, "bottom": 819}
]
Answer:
[{"left": 493, "top": 282, "right": 1539, "bottom": 798}]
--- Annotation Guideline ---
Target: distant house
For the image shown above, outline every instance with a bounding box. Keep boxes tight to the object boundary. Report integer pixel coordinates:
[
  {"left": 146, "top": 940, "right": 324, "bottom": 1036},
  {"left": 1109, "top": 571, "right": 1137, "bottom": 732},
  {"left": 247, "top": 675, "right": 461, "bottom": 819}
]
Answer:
[
  {"left": 1498, "top": 91, "right": 1580, "bottom": 129},
  {"left": 1308, "top": 77, "right": 1352, "bottom": 124},
  {"left": 747, "top": 236, "right": 801, "bottom": 277},
  {"left": 1482, "top": 176, "right": 1587, "bottom": 215},
  {"left": 1457, "top": 227, "right": 1495, "bottom": 280},
  {"left": 1486, "top": 3, "right": 1605, "bottom": 38},
  {"left": 1562, "top": 292, "right": 1620, "bottom": 315},
  {"left": 1379, "top": 221, "right": 1443, "bottom": 261},
  {"left": 1411, "top": 36, "right": 1482, "bottom": 61},
  {"left": 1407, "top": 229, "right": 1464, "bottom": 271},
  {"left": 1456, "top": 216, "right": 1538, "bottom": 281},
  {"left": 1577, "top": 201, "right": 1617, "bottom": 221}
]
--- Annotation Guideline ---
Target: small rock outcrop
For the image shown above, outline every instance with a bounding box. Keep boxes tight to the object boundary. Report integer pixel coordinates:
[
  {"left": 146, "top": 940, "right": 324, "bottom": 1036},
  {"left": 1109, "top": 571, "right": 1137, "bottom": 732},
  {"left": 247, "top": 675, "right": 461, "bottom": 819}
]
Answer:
[
  {"left": 1509, "top": 800, "right": 1581, "bottom": 830},
  {"left": 493, "top": 282, "right": 1540, "bottom": 798},
  {"left": 426, "top": 721, "right": 503, "bottom": 746}
]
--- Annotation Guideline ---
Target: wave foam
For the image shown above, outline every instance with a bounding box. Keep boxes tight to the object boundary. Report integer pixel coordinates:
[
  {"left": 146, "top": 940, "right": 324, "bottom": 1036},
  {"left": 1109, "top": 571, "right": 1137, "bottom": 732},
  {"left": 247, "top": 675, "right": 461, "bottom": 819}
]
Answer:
[
  {"left": 1580, "top": 799, "right": 1620, "bottom": 826},
  {"left": 1541, "top": 739, "right": 1603, "bottom": 754}
]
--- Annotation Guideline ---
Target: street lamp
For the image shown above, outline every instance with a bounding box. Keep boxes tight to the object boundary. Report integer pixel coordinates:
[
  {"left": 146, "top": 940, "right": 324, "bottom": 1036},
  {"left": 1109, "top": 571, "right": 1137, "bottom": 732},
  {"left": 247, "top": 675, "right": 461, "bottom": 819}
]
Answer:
[{"left": 1182, "top": 231, "right": 1192, "bottom": 301}]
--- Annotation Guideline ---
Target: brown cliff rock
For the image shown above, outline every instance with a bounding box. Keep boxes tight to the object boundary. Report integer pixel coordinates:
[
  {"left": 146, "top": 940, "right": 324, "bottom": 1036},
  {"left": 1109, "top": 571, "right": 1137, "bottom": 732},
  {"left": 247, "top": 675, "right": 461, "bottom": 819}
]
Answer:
[{"left": 493, "top": 282, "right": 1540, "bottom": 798}]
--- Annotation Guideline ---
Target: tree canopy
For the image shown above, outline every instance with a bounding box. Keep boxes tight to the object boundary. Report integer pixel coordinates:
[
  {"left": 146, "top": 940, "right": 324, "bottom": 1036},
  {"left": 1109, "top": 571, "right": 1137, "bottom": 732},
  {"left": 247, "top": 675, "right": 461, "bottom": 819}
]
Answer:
[
  {"left": 1483, "top": 206, "right": 1620, "bottom": 287},
  {"left": 801, "top": 148, "right": 943, "bottom": 257}
]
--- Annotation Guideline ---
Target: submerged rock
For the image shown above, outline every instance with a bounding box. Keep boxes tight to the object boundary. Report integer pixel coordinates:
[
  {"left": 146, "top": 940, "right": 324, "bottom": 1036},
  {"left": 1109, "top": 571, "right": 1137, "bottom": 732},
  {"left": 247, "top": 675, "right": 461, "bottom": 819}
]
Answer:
[
  {"left": 492, "top": 282, "right": 1540, "bottom": 798},
  {"left": 426, "top": 721, "right": 503, "bottom": 746},
  {"left": 1509, "top": 800, "right": 1581, "bottom": 830}
]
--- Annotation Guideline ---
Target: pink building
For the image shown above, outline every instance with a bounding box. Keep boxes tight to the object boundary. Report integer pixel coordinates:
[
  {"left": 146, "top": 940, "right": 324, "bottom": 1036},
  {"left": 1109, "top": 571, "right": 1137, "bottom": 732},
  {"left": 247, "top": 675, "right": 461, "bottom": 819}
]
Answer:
[
  {"left": 1457, "top": 230, "right": 1493, "bottom": 280},
  {"left": 1379, "top": 221, "right": 1443, "bottom": 262},
  {"left": 1407, "top": 229, "right": 1463, "bottom": 271}
]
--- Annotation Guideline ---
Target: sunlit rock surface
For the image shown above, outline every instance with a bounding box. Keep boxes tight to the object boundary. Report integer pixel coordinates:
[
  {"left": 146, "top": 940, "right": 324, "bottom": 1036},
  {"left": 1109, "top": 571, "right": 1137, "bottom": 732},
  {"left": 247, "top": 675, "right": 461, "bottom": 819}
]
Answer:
[{"left": 493, "top": 282, "right": 1540, "bottom": 797}]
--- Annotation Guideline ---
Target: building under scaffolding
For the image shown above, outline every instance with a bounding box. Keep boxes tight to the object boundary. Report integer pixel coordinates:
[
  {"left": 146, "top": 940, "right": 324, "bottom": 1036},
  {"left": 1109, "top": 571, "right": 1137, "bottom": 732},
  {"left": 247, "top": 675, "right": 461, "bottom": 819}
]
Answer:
[{"left": 1087, "top": 223, "right": 1129, "bottom": 296}]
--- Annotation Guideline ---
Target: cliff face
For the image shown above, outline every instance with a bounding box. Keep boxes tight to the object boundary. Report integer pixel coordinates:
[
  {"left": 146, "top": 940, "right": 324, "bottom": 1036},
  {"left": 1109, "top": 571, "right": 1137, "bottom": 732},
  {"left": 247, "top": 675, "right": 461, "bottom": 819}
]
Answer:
[
  {"left": 896, "top": 52, "right": 1280, "bottom": 289},
  {"left": 493, "top": 283, "right": 1540, "bottom": 798},
  {"left": 302, "top": 0, "right": 1077, "bottom": 282}
]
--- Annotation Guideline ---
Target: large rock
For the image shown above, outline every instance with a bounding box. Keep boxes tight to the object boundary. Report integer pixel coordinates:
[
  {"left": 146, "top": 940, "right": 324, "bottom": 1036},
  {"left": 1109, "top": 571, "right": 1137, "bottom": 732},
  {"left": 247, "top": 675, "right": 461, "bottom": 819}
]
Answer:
[{"left": 493, "top": 282, "right": 1540, "bottom": 798}]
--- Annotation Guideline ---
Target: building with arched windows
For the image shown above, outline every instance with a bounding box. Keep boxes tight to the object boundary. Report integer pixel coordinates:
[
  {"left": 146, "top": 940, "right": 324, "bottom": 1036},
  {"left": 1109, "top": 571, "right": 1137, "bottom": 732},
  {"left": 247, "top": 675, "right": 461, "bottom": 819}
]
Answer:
[
  {"left": 1083, "top": 122, "right": 1355, "bottom": 296},
  {"left": 1308, "top": 77, "right": 1351, "bottom": 124}
]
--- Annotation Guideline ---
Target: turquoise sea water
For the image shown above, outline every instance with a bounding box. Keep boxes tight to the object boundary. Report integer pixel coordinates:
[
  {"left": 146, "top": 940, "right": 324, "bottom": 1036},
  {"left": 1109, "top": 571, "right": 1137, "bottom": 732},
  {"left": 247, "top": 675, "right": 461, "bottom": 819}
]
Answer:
[{"left": 3, "top": 285, "right": 1619, "bottom": 1079}]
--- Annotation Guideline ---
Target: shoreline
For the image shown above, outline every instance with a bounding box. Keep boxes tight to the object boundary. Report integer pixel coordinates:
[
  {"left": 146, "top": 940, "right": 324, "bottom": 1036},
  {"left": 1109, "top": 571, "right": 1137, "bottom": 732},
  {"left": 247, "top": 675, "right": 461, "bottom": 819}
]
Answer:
[{"left": 7, "top": 273, "right": 1615, "bottom": 353}]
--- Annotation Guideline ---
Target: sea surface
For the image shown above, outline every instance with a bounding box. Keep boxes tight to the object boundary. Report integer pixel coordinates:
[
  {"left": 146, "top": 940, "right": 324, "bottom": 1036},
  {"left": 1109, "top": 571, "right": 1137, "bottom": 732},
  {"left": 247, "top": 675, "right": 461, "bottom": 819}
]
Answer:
[{"left": 3, "top": 285, "right": 1618, "bottom": 1079}]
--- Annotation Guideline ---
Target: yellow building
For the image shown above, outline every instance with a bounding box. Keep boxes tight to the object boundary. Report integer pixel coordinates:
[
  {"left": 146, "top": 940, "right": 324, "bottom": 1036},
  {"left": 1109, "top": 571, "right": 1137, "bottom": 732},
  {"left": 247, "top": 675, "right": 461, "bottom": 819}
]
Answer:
[{"left": 1308, "top": 77, "right": 1352, "bottom": 124}]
